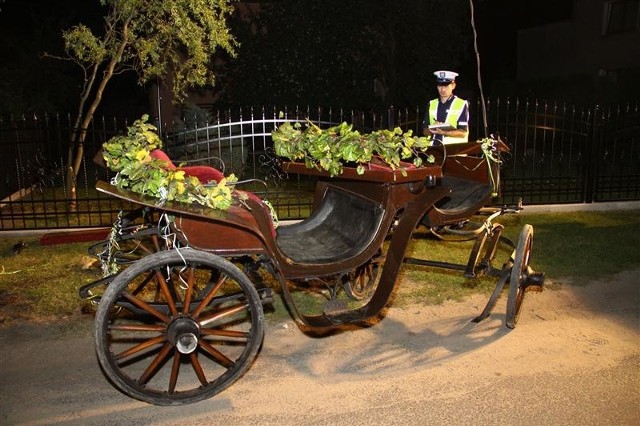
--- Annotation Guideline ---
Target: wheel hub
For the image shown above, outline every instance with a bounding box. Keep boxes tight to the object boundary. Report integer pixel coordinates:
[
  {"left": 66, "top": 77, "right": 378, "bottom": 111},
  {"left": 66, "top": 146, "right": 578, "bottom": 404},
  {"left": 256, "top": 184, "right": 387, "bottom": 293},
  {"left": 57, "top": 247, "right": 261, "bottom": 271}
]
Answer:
[
  {"left": 526, "top": 271, "right": 546, "bottom": 291},
  {"left": 167, "top": 317, "right": 200, "bottom": 354}
]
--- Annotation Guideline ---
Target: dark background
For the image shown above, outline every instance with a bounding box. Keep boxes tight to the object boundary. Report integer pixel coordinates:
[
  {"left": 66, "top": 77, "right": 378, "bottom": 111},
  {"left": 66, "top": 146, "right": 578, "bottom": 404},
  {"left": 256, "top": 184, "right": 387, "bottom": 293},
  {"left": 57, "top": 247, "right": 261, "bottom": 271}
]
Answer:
[{"left": 0, "top": 0, "right": 597, "bottom": 115}]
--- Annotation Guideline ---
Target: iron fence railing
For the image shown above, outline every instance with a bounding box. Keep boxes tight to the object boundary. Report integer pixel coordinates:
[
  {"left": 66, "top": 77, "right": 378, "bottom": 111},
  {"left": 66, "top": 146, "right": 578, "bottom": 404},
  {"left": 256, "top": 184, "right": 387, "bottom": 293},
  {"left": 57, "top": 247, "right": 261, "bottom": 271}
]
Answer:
[{"left": 1, "top": 99, "right": 638, "bottom": 230}]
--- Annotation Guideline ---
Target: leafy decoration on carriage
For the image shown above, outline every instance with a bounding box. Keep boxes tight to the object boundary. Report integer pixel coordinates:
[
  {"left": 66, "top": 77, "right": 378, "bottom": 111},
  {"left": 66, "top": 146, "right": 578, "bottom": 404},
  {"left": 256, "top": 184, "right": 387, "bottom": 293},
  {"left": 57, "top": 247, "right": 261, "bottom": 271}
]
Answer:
[
  {"left": 101, "top": 114, "right": 239, "bottom": 210},
  {"left": 272, "top": 119, "right": 435, "bottom": 177},
  {"left": 479, "top": 136, "right": 504, "bottom": 197}
]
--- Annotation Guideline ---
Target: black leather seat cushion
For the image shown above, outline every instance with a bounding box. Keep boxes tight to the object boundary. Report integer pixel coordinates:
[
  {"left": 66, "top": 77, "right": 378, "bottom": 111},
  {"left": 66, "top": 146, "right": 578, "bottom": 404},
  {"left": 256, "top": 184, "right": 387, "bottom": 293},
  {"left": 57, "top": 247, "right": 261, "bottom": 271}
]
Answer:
[
  {"left": 277, "top": 188, "right": 384, "bottom": 264},
  {"left": 436, "top": 176, "right": 492, "bottom": 214}
]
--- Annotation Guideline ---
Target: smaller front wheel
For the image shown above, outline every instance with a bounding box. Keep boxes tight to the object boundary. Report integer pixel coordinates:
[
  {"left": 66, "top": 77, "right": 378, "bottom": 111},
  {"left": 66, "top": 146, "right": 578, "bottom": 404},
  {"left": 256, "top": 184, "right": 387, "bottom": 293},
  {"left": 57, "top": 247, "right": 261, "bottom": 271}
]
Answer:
[
  {"left": 94, "top": 249, "right": 264, "bottom": 405},
  {"left": 506, "top": 224, "right": 534, "bottom": 328}
]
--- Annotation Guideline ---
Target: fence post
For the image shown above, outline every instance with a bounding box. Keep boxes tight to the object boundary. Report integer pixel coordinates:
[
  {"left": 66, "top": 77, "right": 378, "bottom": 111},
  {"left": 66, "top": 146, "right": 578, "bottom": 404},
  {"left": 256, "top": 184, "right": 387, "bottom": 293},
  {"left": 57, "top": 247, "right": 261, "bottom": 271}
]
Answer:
[{"left": 584, "top": 105, "right": 601, "bottom": 203}]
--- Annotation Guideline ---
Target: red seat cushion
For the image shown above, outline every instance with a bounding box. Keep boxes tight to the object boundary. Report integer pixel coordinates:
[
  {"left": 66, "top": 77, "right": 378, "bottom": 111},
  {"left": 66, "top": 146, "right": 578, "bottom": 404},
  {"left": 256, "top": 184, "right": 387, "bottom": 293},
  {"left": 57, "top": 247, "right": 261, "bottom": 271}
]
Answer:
[
  {"left": 150, "top": 149, "right": 177, "bottom": 169},
  {"left": 178, "top": 165, "right": 224, "bottom": 184},
  {"left": 150, "top": 150, "right": 274, "bottom": 235},
  {"left": 150, "top": 149, "right": 223, "bottom": 183}
]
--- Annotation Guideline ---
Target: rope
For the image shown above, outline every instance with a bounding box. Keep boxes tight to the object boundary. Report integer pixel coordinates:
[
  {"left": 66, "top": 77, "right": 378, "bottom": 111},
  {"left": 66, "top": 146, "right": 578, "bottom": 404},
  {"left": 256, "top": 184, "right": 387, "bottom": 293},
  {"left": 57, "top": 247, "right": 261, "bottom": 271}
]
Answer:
[{"left": 469, "top": 0, "right": 488, "bottom": 138}]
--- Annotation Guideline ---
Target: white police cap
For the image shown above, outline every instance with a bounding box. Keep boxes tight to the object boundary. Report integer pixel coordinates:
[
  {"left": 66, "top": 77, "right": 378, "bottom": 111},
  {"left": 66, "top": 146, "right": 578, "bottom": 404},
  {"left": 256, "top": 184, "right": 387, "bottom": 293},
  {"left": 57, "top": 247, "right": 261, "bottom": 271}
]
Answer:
[{"left": 434, "top": 70, "right": 458, "bottom": 85}]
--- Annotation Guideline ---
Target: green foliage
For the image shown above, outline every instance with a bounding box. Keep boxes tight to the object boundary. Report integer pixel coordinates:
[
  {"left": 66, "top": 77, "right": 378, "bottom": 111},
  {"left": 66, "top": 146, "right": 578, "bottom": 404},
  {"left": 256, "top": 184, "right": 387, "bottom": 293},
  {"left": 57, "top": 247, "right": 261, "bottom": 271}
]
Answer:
[
  {"left": 63, "top": 24, "right": 106, "bottom": 63},
  {"left": 102, "top": 114, "right": 240, "bottom": 210},
  {"left": 57, "top": 0, "right": 237, "bottom": 208},
  {"left": 63, "top": 0, "right": 237, "bottom": 103},
  {"left": 272, "top": 120, "right": 434, "bottom": 177},
  {"left": 102, "top": 114, "right": 163, "bottom": 172}
]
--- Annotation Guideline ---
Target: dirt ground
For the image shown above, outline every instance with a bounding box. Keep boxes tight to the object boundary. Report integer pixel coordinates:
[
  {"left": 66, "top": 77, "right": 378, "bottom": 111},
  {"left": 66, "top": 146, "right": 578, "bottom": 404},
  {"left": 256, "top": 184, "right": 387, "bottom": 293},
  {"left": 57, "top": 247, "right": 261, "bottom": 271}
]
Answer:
[{"left": 1, "top": 269, "right": 638, "bottom": 425}]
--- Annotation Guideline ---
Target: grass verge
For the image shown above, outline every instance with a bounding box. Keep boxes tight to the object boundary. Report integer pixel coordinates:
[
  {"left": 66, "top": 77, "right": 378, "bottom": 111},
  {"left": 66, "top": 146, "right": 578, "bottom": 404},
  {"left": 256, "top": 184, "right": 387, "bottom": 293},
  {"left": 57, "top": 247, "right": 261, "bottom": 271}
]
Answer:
[{"left": 0, "top": 209, "right": 638, "bottom": 325}]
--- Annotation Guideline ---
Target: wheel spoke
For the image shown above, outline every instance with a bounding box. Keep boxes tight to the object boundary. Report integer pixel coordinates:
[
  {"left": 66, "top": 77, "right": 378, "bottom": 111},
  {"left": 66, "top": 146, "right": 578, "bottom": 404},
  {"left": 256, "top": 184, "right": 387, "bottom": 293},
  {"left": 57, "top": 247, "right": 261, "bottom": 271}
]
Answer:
[
  {"left": 201, "top": 328, "right": 250, "bottom": 340},
  {"left": 198, "top": 303, "right": 248, "bottom": 327},
  {"left": 114, "top": 334, "right": 166, "bottom": 361},
  {"left": 168, "top": 351, "right": 181, "bottom": 394},
  {"left": 150, "top": 234, "right": 162, "bottom": 253},
  {"left": 126, "top": 238, "right": 154, "bottom": 257},
  {"left": 95, "top": 250, "right": 264, "bottom": 405},
  {"left": 138, "top": 342, "right": 174, "bottom": 384},
  {"left": 155, "top": 270, "right": 179, "bottom": 317},
  {"left": 130, "top": 271, "right": 155, "bottom": 297},
  {"left": 192, "top": 275, "right": 228, "bottom": 318},
  {"left": 181, "top": 267, "right": 196, "bottom": 315},
  {"left": 122, "top": 291, "right": 170, "bottom": 323},
  {"left": 198, "top": 339, "right": 235, "bottom": 368},
  {"left": 344, "top": 257, "right": 380, "bottom": 300},
  {"left": 189, "top": 352, "right": 209, "bottom": 386},
  {"left": 109, "top": 323, "right": 165, "bottom": 332}
]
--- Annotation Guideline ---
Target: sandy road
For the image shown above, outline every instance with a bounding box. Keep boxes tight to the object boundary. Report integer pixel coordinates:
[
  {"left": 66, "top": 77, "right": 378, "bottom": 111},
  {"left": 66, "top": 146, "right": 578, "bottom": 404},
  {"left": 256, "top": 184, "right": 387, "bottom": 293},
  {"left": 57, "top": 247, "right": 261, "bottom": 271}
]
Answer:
[{"left": 1, "top": 269, "right": 638, "bottom": 425}]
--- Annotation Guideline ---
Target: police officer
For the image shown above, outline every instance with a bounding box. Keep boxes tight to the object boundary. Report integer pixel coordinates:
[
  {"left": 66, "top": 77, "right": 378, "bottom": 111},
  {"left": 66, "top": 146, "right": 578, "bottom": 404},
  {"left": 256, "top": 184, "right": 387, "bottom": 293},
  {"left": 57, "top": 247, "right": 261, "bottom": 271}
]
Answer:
[{"left": 423, "top": 70, "right": 469, "bottom": 144}]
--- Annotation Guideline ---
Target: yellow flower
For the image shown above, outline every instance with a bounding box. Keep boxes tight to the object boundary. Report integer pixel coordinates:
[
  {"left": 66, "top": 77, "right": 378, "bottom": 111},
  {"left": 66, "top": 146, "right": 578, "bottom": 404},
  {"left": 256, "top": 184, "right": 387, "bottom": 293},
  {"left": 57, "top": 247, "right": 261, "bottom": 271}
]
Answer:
[
  {"left": 135, "top": 149, "right": 148, "bottom": 161},
  {"left": 175, "top": 181, "right": 186, "bottom": 195}
]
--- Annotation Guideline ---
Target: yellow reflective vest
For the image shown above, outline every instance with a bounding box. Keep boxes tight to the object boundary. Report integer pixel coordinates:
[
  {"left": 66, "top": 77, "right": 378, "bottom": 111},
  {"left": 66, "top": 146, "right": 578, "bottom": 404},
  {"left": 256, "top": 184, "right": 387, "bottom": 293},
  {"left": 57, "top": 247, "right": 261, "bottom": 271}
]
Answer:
[{"left": 428, "top": 97, "right": 469, "bottom": 144}]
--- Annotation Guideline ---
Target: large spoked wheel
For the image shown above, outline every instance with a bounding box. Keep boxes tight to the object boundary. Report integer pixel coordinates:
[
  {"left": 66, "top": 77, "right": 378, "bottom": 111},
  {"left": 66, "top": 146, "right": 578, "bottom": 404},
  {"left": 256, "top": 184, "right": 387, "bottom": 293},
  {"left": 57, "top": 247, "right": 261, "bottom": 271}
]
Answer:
[
  {"left": 506, "top": 224, "right": 534, "bottom": 329},
  {"left": 94, "top": 249, "right": 264, "bottom": 406}
]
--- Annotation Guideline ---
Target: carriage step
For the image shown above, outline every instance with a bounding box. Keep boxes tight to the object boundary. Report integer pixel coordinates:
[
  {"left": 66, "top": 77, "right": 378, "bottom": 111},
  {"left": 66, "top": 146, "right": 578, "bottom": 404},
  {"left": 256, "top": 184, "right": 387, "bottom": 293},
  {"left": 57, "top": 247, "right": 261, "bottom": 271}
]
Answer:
[{"left": 323, "top": 299, "right": 349, "bottom": 316}]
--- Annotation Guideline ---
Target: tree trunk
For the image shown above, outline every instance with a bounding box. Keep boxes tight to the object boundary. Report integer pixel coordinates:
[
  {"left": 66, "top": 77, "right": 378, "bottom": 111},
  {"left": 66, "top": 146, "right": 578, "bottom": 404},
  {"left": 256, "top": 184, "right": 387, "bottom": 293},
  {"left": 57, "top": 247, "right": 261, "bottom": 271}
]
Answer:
[{"left": 65, "top": 21, "right": 130, "bottom": 211}]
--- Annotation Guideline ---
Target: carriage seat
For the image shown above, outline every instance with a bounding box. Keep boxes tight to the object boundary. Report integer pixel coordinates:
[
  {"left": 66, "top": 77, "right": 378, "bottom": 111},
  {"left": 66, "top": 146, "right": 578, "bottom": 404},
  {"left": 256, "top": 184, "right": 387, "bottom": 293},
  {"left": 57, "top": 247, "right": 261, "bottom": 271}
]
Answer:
[
  {"left": 276, "top": 187, "right": 384, "bottom": 264},
  {"left": 435, "top": 176, "right": 493, "bottom": 215}
]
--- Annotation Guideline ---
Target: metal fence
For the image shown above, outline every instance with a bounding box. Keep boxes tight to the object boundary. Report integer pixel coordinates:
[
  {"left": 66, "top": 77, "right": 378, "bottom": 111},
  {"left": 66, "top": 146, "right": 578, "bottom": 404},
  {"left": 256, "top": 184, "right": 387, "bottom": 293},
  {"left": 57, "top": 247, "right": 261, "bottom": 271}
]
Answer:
[{"left": 1, "top": 99, "right": 639, "bottom": 231}]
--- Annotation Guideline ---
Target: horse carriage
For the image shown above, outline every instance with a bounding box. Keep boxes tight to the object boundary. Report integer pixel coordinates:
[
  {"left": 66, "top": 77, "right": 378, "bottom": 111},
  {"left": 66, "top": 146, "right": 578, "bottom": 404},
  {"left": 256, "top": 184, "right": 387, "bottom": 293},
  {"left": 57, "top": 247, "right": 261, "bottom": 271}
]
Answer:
[{"left": 81, "top": 131, "right": 544, "bottom": 406}]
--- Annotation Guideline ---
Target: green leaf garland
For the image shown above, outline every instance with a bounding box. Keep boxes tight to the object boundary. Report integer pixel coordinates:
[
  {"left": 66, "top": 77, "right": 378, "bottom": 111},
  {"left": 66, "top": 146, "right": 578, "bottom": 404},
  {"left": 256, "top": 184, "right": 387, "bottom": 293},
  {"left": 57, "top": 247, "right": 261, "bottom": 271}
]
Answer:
[
  {"left": 102, "top": 114, "right": 240, "bottom": 210},
  {"left": 272, "top": 119, "right": 434, "bottom": 177}
]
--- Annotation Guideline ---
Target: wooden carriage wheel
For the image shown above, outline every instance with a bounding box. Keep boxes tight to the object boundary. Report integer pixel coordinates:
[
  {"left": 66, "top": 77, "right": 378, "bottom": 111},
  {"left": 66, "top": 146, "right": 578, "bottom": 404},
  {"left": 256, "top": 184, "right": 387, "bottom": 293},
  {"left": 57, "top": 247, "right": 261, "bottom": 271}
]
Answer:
[{"left": 94, "top": 249, "right": 264, "bottom": 405}]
